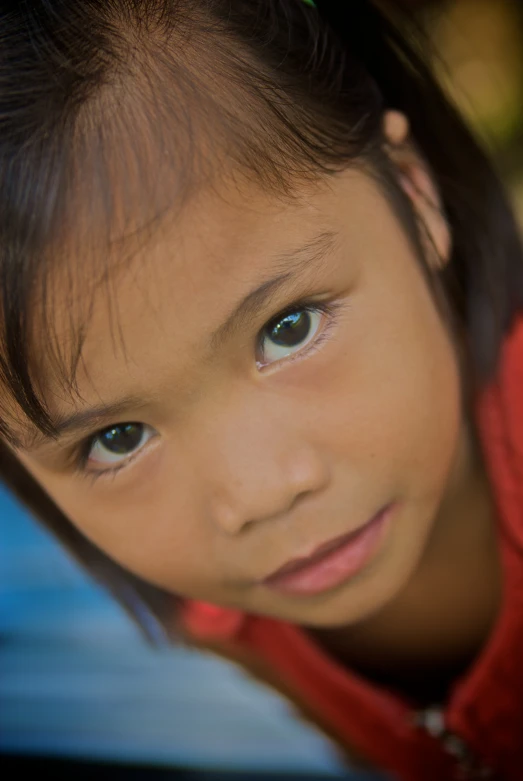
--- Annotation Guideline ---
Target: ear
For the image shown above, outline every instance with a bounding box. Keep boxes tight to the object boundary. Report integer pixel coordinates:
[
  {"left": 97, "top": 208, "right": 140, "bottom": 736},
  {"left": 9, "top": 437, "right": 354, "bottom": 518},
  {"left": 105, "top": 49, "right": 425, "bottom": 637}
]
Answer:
[{"left": 383, "top": 111, "right": 452, "bottom": 270}]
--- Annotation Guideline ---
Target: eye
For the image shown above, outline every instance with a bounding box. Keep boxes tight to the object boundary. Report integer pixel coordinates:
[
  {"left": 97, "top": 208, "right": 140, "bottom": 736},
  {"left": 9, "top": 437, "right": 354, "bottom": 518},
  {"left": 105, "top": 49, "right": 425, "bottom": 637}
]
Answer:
[
  {"left": 87, "top": 422, "right": 155, "bottom": 467},
  {"left": 257, "top": 305, "right": 324, "bottom": 366}
]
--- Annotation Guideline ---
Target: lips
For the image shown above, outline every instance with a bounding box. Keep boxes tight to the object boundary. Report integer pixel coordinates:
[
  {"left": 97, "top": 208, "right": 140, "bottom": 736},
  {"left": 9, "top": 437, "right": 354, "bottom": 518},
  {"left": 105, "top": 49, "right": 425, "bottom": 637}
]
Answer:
[
  {"left": 266, "top": 525, "right": 368, "bottom": 580},
  {"left": 261, "top": 504, "right": 393, "bottom": 597}
]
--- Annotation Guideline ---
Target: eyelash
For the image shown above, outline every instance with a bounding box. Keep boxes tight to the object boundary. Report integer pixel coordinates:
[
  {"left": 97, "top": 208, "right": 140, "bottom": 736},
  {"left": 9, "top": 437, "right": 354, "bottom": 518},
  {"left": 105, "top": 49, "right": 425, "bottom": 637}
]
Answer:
[{"left": 74, "top": 298, "right": 343, "bottom": 483}]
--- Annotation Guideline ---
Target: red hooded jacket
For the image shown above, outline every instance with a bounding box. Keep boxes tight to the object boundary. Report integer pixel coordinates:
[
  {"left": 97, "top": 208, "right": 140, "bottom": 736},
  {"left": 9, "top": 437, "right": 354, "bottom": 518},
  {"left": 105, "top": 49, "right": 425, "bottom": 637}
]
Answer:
[{"left": 181, "top": 316, "right": 523, "bottom": 781}]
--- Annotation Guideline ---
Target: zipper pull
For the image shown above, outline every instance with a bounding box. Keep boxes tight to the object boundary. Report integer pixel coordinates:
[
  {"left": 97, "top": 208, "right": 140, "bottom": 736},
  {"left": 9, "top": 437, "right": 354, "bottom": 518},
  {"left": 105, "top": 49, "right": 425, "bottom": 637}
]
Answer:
[{"left": 411, "top": 707, "right": 495, "bottom": 780}]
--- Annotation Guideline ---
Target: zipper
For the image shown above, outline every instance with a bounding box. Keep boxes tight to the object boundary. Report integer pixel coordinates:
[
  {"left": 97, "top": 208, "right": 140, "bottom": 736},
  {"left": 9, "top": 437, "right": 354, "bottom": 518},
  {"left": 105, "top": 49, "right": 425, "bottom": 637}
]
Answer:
[{"left": 412, "top": 707, "right": 496, "bottom": 780}]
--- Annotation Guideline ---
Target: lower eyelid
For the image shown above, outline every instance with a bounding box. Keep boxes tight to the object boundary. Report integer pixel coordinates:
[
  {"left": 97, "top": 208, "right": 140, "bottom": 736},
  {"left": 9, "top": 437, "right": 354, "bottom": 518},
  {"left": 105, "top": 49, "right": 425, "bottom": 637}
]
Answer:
[
  {"left": 82, "top": 431, "right": 160, "bottom": 481},
  {"left": 289, "top": 316, "right": 337, "bottom": 363}
]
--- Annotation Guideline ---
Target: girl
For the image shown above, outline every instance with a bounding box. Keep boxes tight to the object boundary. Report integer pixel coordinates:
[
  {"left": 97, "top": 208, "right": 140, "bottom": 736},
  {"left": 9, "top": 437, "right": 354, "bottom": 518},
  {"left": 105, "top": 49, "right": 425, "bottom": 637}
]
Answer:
[{"left": 0, "top": 0, "right": 522, "bottom": 778}]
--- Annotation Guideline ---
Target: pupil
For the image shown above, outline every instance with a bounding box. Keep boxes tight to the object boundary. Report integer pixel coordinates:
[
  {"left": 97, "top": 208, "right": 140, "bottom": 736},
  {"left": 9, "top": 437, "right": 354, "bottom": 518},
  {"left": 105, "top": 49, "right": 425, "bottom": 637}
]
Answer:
[
  {"left": 100, "top": 423, "right": 142, "bottom": 454},
  {"left": 270, "top": 310, "right": 310, "bottom": 347}
]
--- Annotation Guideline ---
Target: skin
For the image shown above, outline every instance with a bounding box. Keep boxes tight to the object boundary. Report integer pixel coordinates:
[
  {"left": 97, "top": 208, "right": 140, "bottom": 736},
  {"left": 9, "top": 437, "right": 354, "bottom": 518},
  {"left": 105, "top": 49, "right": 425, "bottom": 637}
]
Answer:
[{"left": 13, "top": 115, "right": 501, "bottom": 684}]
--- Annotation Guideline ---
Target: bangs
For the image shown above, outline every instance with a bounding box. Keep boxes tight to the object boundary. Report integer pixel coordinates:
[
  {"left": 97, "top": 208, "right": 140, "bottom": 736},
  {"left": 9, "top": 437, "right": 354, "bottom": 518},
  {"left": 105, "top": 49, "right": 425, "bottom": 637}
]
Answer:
[
  {"left": 0, "top": 0, "right": 379, "bottom": 444},
  {"left": 2, "top": 0, "right": 521, "bottom": 448}
]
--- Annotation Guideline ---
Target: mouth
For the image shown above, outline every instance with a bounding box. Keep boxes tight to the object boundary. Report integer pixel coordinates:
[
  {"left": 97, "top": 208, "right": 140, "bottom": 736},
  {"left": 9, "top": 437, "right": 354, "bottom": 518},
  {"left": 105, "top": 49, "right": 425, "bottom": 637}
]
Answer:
[{"left": 261, "top": 503, "right": 395, "bottom": 597}]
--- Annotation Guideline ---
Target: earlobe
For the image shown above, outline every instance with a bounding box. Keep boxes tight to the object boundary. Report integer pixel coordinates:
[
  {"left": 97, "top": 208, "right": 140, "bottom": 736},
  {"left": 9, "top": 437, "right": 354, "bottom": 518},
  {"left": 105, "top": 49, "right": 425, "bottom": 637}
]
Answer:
[
  {"left": 383, "top": 110, "right": 452, "bottom": 270},
  {"left": 383, "top": 110, "right": 410, "bottom": 147}
]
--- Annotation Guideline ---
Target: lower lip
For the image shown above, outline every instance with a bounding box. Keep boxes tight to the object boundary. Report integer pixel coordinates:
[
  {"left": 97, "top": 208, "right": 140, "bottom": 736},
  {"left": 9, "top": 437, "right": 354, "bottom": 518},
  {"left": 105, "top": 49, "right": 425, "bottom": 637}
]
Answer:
[{"left": 262, "top": 504, "right": 394, "bottom": 597}]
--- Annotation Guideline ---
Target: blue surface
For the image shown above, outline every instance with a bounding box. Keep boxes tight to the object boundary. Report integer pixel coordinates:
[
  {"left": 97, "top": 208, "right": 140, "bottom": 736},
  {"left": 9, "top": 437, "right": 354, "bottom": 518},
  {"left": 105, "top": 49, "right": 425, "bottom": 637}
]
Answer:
[{"left": 0, "top": 484, "right": 354, "bottom": 775}]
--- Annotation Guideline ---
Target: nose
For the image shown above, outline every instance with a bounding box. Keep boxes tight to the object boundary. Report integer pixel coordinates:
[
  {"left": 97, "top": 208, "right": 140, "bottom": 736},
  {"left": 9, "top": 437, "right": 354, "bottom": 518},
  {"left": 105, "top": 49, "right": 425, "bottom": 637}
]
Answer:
[{"left": 199, "top": 399, "right": 330, "bottom": 536}]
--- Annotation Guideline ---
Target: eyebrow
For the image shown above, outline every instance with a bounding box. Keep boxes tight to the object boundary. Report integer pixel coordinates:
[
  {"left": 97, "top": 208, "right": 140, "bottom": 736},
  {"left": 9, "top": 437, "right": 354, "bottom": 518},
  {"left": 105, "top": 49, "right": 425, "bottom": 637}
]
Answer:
[
  {"left": 21, "top": 394, "right": 149, "bottom": 451},
  {"left": 25, "top": 230, "right": 338, "bottom": 449},
  {"left": 210, "top": 230, "right": 338, "bottom": 348},
  {"left": 52, "top": 396, "right": 148, "bottom": 438}
]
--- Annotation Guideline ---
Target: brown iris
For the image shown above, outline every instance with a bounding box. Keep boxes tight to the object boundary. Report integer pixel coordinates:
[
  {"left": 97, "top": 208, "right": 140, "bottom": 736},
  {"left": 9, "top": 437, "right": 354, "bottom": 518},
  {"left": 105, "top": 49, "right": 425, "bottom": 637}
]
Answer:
[
  {"left": 98, "top": 423, "right": 144, "bottom": 455},
  {"left": 266, "top": 310, "right": 311, "bottom": 348}
]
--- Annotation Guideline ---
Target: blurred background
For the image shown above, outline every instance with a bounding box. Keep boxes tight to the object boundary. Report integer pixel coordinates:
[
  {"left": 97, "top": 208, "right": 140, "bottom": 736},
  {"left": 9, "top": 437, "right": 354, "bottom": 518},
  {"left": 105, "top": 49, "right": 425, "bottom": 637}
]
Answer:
[{"left": 1, "top": 1, "right": 522, "bottom": 780}]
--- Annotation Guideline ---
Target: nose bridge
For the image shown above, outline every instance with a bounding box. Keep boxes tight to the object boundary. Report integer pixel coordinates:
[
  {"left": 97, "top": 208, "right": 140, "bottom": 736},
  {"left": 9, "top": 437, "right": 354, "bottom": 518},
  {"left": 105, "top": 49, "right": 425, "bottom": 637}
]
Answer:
[{"left": 193, "top": 388, "right": 329, "bottom": 535}]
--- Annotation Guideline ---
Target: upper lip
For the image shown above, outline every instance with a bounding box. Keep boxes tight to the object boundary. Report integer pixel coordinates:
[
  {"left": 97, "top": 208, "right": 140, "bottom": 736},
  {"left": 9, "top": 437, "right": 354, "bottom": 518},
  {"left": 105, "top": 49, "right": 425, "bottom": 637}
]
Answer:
[{"left": 262, "top": 511, "right": 380, "bottom": 583}]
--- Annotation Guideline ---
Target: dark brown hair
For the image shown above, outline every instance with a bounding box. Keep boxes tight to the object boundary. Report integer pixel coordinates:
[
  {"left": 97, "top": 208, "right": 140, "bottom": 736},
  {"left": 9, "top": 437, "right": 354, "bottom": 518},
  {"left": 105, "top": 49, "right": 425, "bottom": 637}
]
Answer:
[{"left": 0, "top": 0, "right": 521, "bottom": 640}]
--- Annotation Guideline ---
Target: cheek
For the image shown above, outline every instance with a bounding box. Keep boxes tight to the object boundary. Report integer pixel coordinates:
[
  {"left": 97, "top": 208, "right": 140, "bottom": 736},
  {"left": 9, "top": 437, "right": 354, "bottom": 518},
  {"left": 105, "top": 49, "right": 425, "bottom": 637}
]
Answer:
[
  {"left": 306, "top": 261, "right": 461, "bottom": 503},
  {"left": 23, "top": 455, "right": 216, "bottom": 596}
]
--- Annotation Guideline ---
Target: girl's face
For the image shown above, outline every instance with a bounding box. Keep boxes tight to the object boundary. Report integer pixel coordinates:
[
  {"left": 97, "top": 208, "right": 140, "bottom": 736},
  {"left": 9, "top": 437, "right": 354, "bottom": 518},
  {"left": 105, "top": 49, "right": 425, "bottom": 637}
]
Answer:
[{"left": 16, "top": 165, "right": 466, "bottom": 628}]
